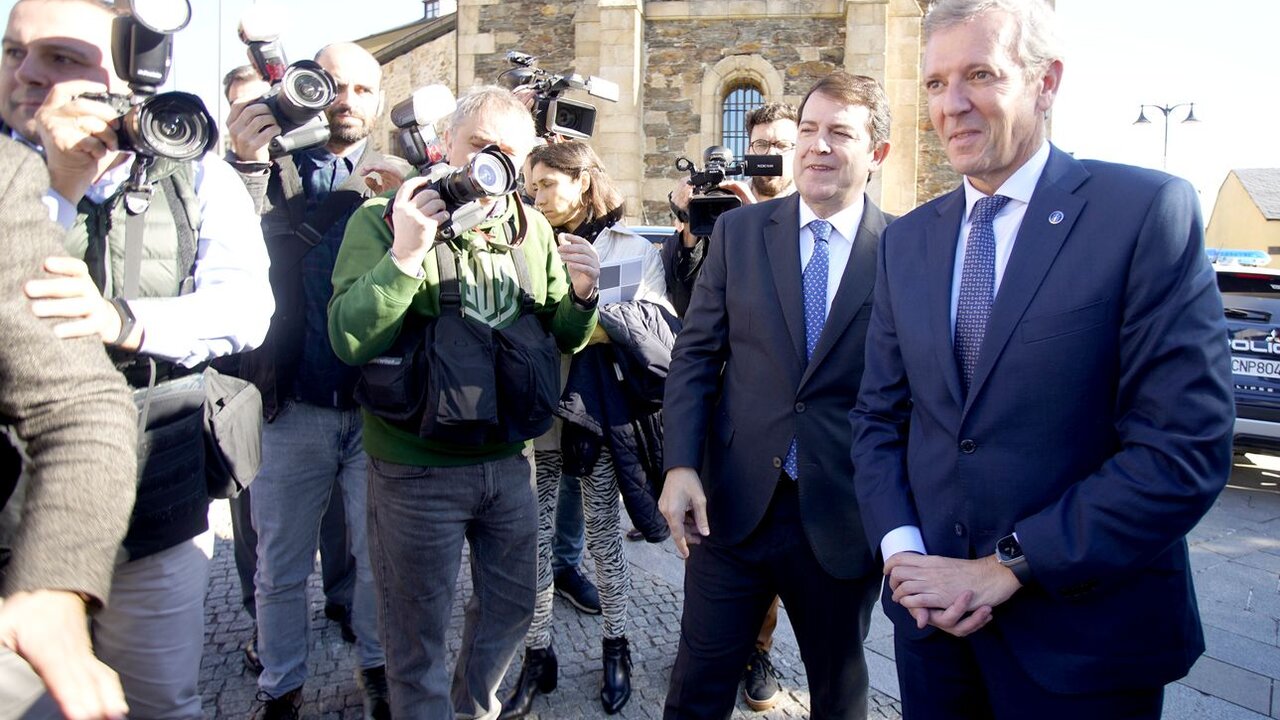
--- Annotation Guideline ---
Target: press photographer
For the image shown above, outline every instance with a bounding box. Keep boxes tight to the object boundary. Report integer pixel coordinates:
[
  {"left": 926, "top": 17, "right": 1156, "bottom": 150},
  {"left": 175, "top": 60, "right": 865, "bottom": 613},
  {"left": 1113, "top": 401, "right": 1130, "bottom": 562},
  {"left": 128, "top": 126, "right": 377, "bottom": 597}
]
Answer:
[
  {"left": 0, "top": 0, "right": 272, "bottom": 716},
  {"left": 328, "top": 85, "right": 599, "bottom": 716},
  {"left": 225, "top": 30, "right": 401, "bottom": 717}
]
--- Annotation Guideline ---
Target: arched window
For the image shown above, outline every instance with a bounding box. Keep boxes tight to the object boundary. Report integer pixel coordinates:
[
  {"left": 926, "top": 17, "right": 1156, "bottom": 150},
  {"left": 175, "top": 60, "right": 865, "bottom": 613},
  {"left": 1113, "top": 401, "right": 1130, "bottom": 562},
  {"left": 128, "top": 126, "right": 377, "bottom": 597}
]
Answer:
[{"left": 721, "top": 83, "right": 764, "bottom": 159}]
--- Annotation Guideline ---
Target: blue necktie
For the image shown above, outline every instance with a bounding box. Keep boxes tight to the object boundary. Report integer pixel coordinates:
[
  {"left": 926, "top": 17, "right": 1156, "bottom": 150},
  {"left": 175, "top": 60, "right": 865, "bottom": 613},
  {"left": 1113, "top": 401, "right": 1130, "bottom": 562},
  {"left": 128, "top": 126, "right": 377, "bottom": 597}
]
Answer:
[
  {"left": 783, "top": 219, "right": 832, "bottom": 480},
  {"left": 954, "top": 194, "right": 1011, "bottom": 395}
]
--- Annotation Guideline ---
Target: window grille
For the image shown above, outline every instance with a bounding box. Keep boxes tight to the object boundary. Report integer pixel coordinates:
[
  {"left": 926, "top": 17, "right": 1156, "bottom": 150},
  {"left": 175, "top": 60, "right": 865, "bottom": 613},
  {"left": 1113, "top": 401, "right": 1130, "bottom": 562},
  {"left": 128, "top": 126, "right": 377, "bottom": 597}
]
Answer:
[{"left": 721, "top": 83, "right": 763, "bottom": 159}]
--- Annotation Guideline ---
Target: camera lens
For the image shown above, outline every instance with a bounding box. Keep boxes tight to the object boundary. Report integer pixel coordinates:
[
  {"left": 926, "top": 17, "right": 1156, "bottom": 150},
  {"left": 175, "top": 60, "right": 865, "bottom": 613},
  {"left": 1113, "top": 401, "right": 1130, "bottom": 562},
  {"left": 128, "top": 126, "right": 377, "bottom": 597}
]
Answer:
[
  {"left": 279, "top": 61, "right": 336, "bottom": 119},
  {"left": 128, "top": 92, "right": 215, "bottom": 161},
  {"left": 471, "top": 154, "right": 507, "bottom": 194},
  {"left": 433, "top": 145, "right": 516, "bottom": 209}
]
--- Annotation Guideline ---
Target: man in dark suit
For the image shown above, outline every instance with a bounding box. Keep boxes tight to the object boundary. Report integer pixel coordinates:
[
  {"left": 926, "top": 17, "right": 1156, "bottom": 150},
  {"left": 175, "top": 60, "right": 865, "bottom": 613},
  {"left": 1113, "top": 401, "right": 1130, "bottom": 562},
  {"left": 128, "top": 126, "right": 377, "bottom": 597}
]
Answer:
[
  {"left": 849, "top": 1, "right": 1233, "bottom": 717},
  {"left": 660, "top": 72, "right": 891, "bottom": 719}
]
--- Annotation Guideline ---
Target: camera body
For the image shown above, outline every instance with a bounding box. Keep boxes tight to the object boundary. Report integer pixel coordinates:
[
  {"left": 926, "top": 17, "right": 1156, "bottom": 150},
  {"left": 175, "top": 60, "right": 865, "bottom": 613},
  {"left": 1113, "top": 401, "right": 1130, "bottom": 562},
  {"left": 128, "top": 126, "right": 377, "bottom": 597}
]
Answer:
[
  {"left": 497, "top": 51, "right": 618, "bottom": 140},
  {"left": 383, "top": 143, "right": 518, "bottom": 242},
  {"left": 676, "top": 146, "right": 782, "bottom": 237},
  {"left": 239, "top": 12, "right": 336, "bottom": 158}
]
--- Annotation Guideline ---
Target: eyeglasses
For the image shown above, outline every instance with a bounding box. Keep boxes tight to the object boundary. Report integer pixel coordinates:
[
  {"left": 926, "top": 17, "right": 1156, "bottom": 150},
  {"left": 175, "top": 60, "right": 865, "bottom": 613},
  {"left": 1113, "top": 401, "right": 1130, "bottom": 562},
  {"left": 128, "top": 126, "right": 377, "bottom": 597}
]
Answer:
[{"left": 749, "top": 139, "right": 796, "bottom": 154}]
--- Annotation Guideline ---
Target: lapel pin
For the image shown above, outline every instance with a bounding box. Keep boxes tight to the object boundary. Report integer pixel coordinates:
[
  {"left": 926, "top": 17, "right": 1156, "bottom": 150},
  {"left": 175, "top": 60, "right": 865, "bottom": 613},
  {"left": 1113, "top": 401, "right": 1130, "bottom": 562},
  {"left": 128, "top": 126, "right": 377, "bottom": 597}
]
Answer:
[{"left": 1048, "top": 210, "right": 1065, "bottom": 225}]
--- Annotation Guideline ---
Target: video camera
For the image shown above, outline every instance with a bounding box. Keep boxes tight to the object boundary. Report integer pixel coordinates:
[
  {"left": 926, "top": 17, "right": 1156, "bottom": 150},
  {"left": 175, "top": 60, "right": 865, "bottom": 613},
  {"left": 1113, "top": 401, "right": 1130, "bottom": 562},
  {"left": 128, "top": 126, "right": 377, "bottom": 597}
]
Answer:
[
  {"left": 238, "top": 6, "right": 337, "bottom": 158},
  {"left": 79, "top": 0, "right": 216, "bottom": 166},
  {"left": 496, "top": 51, "right": 618, "bottom": 140},
  {"left": 385, "top": 85, "right": 517, "bottom": 241},
  {"left": 676, "top": 146, "right": 782, "bottom": 237}
]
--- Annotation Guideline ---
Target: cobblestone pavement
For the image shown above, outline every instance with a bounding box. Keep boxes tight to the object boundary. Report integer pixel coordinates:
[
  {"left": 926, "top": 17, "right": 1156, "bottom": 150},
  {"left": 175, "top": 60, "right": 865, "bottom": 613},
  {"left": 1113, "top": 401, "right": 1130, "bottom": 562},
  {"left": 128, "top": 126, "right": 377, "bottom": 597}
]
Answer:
[
  {"left": 199, "top": 500, "right": 902, "bottom": 719},
  {"left": 203, "top": 480, "right": 1280, "bottom": 719}
]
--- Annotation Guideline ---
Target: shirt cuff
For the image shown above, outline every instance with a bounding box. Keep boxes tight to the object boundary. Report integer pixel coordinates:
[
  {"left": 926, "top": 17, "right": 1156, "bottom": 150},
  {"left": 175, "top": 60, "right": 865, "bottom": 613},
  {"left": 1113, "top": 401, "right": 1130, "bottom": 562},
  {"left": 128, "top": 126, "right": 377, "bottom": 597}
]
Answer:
[{"left": 880, "top": 525, "right": 927, "bottom": 562}]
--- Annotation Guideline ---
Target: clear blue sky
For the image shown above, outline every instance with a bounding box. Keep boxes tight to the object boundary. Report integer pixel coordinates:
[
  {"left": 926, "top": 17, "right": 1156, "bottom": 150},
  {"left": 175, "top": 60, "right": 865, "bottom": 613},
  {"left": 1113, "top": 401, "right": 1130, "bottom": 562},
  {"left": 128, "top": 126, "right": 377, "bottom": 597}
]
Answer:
[{"left": 0, "top": 0, "right": 1273, "bottom": 219}]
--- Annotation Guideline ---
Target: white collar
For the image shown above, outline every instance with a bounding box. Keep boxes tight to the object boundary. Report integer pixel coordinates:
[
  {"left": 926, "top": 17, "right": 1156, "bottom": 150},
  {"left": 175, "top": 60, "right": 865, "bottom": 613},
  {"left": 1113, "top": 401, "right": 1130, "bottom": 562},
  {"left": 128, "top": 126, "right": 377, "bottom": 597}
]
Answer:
[
  {"left": 962, "top": 140, "right": 1050, "bottom": 217},
  {"left": 798, "top": 194, "right": 865, "bottom": 242}
]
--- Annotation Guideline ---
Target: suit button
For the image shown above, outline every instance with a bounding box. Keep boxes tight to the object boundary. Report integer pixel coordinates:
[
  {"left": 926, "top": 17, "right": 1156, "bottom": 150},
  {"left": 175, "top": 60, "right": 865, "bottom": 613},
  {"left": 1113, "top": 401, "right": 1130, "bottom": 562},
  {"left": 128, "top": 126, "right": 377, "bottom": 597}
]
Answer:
[
  {"left": 959, "top": 439, "right": 977, "bottom": 454},
  {"left": 954, "top": 523, "right": 966, "bottom": 537},
  {"left": 772, "top": 457, "right": 783, "bottom": 468},
  {"left": 795, "top": 402, "right": 806, "bottom": 413}
]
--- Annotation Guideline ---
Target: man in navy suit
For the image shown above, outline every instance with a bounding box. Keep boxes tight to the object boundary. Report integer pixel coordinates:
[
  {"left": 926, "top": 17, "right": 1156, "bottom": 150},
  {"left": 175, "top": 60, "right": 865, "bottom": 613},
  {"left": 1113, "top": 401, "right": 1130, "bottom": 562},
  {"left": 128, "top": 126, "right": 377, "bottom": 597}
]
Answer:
[
  {"left": 850, "top": 0, "right": 1233, "bottom": 717},
  {"left": 660, "top": 72, "right": 891, "bottom": 719}
]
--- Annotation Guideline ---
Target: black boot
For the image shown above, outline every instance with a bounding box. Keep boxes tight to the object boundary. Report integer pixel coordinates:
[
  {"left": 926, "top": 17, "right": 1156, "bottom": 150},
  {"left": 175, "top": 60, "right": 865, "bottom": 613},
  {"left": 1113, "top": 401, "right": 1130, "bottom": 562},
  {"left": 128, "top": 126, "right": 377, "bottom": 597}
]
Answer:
[
  {"left": 499, "top": 645, "right": 557, "bottom": 719},
  {"left": 600, "top": 636, "right": 632, "bottom": 715}
]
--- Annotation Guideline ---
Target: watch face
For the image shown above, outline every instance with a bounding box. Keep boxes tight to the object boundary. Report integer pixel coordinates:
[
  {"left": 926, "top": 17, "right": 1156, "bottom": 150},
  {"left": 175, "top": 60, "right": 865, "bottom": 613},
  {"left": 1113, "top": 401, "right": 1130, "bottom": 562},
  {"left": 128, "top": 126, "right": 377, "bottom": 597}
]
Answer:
[{"left": 998, "top": 534, "right": 1023, "bottom": 562}]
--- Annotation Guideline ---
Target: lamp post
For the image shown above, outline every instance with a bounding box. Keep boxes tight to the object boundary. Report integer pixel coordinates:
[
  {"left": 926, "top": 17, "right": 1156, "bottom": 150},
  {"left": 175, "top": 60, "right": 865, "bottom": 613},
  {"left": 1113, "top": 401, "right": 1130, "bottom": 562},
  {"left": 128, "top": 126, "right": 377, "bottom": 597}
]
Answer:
[{"left": 1133, "top": 102, "right": 1199, "bottom": 170}]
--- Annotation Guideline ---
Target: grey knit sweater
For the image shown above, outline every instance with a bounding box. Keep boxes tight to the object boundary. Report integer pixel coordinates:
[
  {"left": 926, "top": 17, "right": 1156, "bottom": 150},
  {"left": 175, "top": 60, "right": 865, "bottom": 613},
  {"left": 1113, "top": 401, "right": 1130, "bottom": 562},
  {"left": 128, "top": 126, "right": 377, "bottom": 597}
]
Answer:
[{"left": 0, "top": 137, "right": 137, "bottom": 606}]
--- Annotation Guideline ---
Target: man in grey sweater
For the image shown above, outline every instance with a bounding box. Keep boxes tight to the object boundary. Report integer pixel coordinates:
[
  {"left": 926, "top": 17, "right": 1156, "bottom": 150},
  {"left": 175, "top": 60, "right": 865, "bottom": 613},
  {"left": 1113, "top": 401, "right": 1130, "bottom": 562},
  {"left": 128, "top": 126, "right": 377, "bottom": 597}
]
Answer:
[{"left": 0, "top": 135, "right": 138, "bottom": 720}]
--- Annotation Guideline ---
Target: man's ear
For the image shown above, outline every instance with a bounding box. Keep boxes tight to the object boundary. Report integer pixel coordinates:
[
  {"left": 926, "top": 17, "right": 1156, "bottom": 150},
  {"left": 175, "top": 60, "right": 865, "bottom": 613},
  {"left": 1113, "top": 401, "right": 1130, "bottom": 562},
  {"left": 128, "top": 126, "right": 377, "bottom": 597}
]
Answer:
[{"left": 1036, "top": 59, "right": 1063, "bottom": 114}]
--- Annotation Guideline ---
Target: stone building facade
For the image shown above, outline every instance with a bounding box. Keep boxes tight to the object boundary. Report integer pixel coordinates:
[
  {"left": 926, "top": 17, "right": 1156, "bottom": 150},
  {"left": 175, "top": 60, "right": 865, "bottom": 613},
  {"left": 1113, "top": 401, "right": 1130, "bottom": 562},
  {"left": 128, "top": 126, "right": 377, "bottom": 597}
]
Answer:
[{"left": 359, "top": 0, "right": 970, "bottom": 221}]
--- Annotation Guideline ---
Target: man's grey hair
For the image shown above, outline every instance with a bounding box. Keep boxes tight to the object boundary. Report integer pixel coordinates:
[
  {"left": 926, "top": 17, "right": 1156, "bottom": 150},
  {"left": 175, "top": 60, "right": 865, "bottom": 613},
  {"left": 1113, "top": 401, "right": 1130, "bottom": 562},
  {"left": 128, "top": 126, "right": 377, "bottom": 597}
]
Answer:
[
  {"left": 924, "top": 0, "right": 1062, "bottom": 78},
  {"left": 449, "top": 85, "right": 535, "bottom": 139}
]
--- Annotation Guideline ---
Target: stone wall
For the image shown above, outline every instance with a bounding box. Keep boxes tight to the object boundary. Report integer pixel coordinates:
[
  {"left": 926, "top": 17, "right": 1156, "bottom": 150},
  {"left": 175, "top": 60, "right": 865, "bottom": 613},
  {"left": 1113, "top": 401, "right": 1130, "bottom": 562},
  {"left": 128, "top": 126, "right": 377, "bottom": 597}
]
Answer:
[
  {"left": 641, "top": 8, "right": 848, "bottom": 224},
  {"left": 373, "top": 32, "right": 457, "bottom": 155}
]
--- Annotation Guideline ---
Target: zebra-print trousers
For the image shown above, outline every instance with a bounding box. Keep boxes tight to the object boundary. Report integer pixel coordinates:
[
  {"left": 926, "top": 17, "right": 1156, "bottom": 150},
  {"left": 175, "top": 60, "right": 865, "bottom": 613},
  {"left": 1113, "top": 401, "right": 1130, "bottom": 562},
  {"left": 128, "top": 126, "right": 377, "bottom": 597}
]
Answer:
[{"left": 525, "top": 448, "right": 631, "bottom": 649}]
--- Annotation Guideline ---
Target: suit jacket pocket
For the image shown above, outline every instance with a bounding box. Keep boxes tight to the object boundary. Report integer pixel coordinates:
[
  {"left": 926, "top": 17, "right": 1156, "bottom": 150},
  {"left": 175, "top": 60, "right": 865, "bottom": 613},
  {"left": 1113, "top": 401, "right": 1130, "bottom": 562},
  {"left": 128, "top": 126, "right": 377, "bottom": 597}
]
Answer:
[{"left": 1021, "top": 299, "right": 1109, "bottom": 344}]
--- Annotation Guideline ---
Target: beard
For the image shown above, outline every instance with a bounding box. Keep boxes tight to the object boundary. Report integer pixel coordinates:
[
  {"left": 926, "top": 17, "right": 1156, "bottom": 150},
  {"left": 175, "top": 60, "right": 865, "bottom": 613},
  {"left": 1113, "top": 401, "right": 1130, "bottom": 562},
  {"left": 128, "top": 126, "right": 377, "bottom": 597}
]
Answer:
[
  {"left": 751, "top": 173, "right": 791, "bottom": 200},
  {"left": 326, "top": 105, "right": 371, "bottom": 146}
]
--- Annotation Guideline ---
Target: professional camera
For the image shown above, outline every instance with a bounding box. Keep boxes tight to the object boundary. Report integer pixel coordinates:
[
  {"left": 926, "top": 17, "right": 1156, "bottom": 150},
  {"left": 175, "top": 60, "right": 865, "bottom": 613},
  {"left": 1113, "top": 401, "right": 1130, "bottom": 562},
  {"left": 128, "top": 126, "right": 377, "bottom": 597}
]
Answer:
[
  {"left": 80, "top": 0, "right": 216, "bottom": 166},
  {"left": 496, "top": 51, "right": 619, "bottom": 140},
  {"left": 383, "top": 144, "right": 517, "bottom": 242},
  {"left": 239, "top": 7, "right": 337, "bottom": 158},
  {"left": 676, "top": 146, "right": 782, "bottom": 237}
]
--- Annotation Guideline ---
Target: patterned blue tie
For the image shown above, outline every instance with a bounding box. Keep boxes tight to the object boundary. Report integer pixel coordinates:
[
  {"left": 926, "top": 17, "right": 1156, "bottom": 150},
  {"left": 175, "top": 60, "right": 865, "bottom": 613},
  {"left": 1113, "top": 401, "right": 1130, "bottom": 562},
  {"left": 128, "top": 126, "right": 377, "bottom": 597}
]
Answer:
[
  {"left": 954, "top": 194, "right": 1011, "bottom": 395},
  {"left": 783, "top": 219, "right": 832, "bottom": 480}
]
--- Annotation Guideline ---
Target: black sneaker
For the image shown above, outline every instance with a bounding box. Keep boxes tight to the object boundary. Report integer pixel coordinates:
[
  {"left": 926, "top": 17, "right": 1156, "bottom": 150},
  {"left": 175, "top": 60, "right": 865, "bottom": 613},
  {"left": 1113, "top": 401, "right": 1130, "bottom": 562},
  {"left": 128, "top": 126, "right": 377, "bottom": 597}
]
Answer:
[
  {"left": 244, "top": 629, "right": 263, "bottom": 675},
  {"left": 742, "top": 648, "right": 781, "bottom": 711},
  {"left": 553, "top": 566, "right": 601, "bottom": 615},
  {"left": 325, "top": 602, "right": 357, "bottom": 644},
  {"left": 252, "top": 688, "right": 301, "bottom": 720},
  {"left": 357, "top": 665, "right": 391, "bottom": 720}
]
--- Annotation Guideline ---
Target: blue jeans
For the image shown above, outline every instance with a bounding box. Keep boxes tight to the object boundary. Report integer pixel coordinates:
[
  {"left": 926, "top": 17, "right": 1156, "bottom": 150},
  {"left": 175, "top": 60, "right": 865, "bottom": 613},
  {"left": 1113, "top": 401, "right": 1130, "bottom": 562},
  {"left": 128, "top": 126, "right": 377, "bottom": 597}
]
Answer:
[
  {"left": 551, "top": 473, "right": 584, "bottom": 573},
  {"left": 366, "top": 450, "right": 537, "bottom": 719},
  {"left": 251, "top": 402, "right": 383, "bottom": 696}
]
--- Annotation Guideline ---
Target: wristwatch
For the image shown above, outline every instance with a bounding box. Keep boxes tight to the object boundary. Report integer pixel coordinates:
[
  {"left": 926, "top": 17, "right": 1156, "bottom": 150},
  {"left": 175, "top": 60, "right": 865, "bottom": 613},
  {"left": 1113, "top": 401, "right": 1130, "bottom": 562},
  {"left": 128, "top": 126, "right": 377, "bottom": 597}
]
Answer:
[
  {"left": 109, "top": 298, "right": 136, "bottom": 347},
  {"left": 996, "top": 533, "right": 1032, "bottom": 585}
]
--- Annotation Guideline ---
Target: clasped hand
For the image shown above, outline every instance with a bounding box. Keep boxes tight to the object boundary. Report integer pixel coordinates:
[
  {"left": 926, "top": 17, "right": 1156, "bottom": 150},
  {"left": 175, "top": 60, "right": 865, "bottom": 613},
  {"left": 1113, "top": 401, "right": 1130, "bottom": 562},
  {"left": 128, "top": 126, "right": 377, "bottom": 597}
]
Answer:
[{"left": 884, "top": 552, "right": 1021, "bottom": 637}]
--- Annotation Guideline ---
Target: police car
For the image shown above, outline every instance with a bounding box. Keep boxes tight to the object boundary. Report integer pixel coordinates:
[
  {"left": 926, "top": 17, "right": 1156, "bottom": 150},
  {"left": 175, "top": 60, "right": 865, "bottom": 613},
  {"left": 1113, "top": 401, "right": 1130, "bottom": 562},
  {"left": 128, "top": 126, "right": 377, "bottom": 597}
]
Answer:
[{"left": 1217, "top": 256, "right": 1280, "bottom": 458}]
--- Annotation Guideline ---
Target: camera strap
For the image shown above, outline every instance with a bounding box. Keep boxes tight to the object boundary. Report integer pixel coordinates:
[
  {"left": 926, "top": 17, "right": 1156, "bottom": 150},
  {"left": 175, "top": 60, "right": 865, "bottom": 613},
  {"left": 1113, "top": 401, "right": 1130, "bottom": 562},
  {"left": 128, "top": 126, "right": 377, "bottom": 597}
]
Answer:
[{"left": 121, "top": 174, "right": 197, "bottom": 299}]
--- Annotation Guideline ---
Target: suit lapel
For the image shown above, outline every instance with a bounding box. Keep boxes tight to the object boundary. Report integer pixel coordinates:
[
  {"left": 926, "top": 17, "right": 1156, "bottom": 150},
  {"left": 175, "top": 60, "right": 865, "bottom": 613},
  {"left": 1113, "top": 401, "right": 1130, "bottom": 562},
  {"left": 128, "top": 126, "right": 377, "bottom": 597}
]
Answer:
[
  {"left": 964, "top": 148, "right": 1090, "bottom": 413},
  {"left": 927, "top": 188, "right": 967, "bottom": 409},
  {"left": 800, "top": 197, "right": 886, "bottom": 388},
  {"left": 763, "top": 195, "right": 807, "bottom": 365}
]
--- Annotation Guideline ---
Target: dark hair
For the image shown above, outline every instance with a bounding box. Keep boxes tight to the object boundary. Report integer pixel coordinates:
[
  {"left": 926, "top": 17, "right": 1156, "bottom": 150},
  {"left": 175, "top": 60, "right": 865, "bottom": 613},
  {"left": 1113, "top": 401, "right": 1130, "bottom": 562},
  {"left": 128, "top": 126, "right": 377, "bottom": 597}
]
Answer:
[
  {"left": 527, "top": 140, "right": 623, "bottom": 219},
  {"left": 797, "top": 72, "right": 891, "bottom": 149},
  {"left": 745, "top": 102, "right": 798, "bottom": 137},
  {"left": 221, "top": 65, "right": 261, "bottom": 101}
]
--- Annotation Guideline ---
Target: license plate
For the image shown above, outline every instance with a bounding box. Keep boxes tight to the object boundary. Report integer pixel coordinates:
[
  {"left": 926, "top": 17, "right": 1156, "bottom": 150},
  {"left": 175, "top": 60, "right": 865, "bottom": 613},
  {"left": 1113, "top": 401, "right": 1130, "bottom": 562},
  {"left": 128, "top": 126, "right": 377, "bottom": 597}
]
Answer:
[{"left": 1233, "top": 355, "right": 1280, "bottom": 380}]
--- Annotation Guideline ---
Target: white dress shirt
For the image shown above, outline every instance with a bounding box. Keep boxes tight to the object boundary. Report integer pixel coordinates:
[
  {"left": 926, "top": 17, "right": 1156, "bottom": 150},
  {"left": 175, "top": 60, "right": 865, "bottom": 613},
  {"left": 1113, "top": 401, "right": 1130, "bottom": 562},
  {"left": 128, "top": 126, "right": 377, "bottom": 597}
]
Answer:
[
  {"left": 45, "top": 153, "right": 274, "bottom": 367},
  {"left": 880, "top": 141, "right": 1050, "bottom": 562},
  {"left": 798, "top": 194, "right": 865, "bottom": 314}
]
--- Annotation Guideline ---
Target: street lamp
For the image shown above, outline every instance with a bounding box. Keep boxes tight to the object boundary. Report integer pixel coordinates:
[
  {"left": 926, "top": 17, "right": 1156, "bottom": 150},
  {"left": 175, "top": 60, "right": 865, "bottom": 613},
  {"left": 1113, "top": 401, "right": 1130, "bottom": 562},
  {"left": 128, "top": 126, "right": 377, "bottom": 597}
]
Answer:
[{"left": 1133, "top": 102, "right": 1199, "bottom": 170}]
